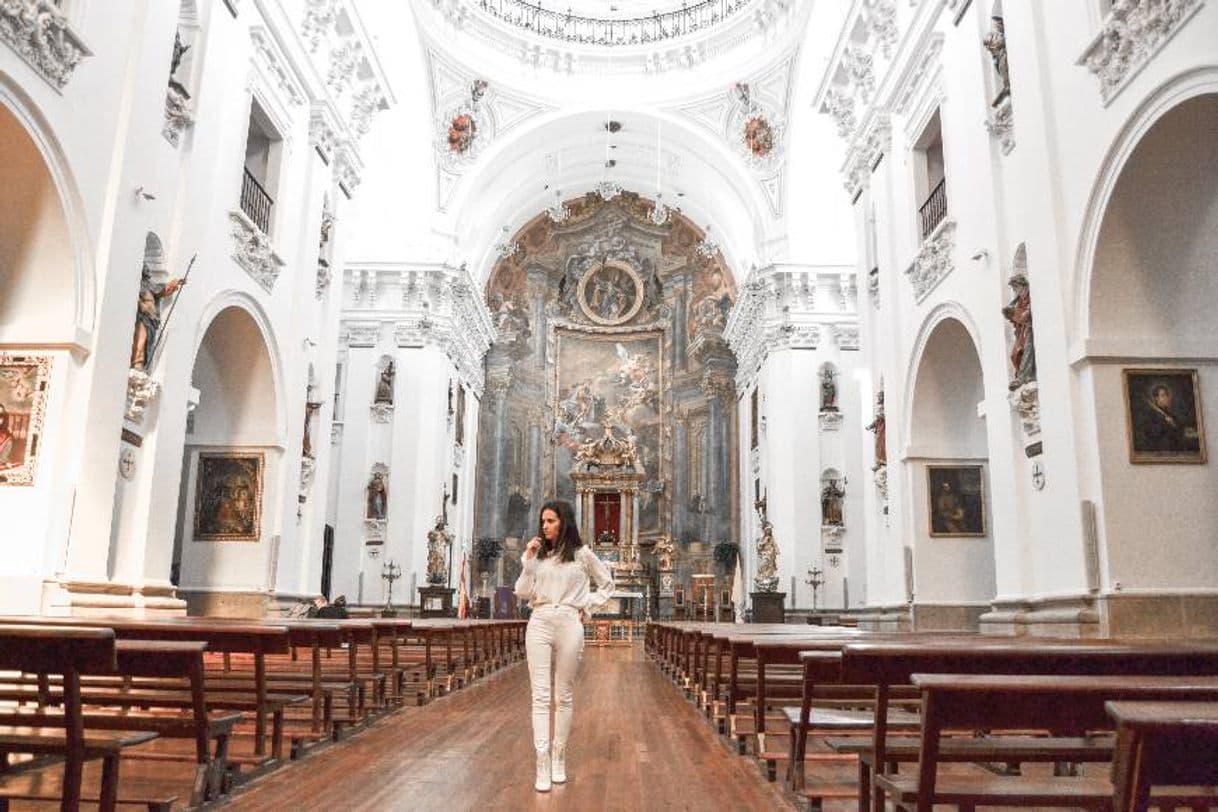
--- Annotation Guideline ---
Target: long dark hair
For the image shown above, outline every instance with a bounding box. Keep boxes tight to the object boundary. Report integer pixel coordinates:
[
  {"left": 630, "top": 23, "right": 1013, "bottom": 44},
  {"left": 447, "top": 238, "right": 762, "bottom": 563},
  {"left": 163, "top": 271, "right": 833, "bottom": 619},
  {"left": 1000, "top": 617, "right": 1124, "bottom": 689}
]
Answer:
[{"left": 538, "top": 499, "right": 583, "bottom": 563}]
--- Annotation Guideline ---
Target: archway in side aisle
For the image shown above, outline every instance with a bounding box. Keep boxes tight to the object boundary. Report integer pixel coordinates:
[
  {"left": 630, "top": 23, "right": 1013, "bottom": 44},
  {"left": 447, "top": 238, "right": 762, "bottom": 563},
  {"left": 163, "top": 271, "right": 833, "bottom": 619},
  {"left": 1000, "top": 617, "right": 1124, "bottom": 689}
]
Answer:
[
  {"left": 173, "top": 303, "right": 283, "bottom": 616},
  {"left": 906, "top": 313, "right": 996, "bottom": 630},
  {"left": 1082, "top": 91, "right": 1218, "bottom": 633},
  {"left": 0, "top": 95, "right": 92, "bottom": 611}
]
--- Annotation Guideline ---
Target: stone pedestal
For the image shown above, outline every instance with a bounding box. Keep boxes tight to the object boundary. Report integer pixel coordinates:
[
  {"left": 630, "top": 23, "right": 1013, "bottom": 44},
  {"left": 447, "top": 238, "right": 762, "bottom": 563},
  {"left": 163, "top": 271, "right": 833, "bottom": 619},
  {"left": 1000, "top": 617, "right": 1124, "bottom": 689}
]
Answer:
[
  {"left": 751, "top": 591, "right": 787, "bottom": 624},
  {"left": 418, "top": 586, "right": 454, "bottom": 618}
]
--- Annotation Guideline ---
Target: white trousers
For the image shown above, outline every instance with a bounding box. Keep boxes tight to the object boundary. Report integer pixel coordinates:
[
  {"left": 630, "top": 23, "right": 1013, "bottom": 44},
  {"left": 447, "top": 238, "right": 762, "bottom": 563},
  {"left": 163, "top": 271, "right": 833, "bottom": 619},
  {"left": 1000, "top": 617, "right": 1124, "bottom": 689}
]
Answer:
[{"left": 525, "top": 604, "right": 584, "bottom": 752}]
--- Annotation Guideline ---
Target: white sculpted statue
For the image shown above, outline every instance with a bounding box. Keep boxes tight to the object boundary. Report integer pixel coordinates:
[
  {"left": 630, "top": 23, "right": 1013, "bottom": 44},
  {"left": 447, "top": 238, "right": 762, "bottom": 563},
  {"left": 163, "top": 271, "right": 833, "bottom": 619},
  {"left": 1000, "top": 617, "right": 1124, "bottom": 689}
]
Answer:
[{"left": 754, "top": 520, "right": 779, "bottom": 592}]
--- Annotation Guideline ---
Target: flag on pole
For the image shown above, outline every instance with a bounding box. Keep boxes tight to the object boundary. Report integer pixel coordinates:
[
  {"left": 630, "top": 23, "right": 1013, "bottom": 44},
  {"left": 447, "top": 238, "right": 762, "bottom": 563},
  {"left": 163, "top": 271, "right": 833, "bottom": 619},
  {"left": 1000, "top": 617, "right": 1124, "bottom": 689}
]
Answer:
[
  {"left": 731, "top": 547, "right": 745, "bottom": 624},
  {"left": 456, "top": 552, "right": 471, "bottom": 619}
]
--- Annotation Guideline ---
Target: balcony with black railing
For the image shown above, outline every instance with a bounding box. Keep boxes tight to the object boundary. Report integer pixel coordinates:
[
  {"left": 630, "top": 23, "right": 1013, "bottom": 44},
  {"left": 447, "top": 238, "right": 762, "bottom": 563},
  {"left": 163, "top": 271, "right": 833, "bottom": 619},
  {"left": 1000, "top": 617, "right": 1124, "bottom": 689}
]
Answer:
[
  {"left": 240, "top": 168, "right": 273, "bottom": 235},
  {"left": 918, "top": 178, "right": 947, "bottom": 240}
]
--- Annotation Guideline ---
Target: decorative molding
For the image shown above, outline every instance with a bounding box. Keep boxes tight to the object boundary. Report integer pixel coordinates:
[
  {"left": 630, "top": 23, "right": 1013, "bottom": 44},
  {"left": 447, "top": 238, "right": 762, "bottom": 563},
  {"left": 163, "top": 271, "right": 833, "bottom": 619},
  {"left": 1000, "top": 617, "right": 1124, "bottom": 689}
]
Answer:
[
  {"left": 341, "top": 263, "right": 497, "bottom": 395},
  {"left": 334, "top": 145, "right": 363, "bottom": 195},
  {"left": 364, "top": 518, "right": 386, "bottom": 543},
  {"left": 843, "top": 115, "right": 890, "bottom": 198},
  {"left": 835, "top": 324, "right": 861, "bottom": 350},
  {"left": 724, "top": 264, "right": 860, "bottom": 389},
  {"left": 822, "top": 524, "right": 846, "bottom": 552},
  {"left": 248, "top": 27, "right": 305, "bottom": 108},
  {"left": 370, "top": 402, "right": 394, "bottom": 423},
  {"left": 819, "top": 411, "right": 843, "bottom": 432},
  {"left": 330, "top": 422, "right": 343, "bottom": 445},
  {"left": 904, "top": 219, "right": 956, "bottom": 302},
  {"left": 1008, "top": 380, "right": 1041, "bottom": 438},
  {"left": 300, "top": 0, "right": 339, "bottom": 53},
  {"left": 867, "top": 267, "right": 881, "bottom": 310},
  {"left": 892, "top": 33, "right": 944, "bottom": 116},
  {"left": 0, "top": 0, "right": 90, "bottom": 91},
  {"left": 1080, "top": 0, "right": 1202, "bottom": 105},
  {"left": 874, "top": 463, "right": 889, "bottom": 505},
  {"left": 309, "top": 105, "right": 340, "bottom": 163},
  {"left": 228, "top": 210, "right": 284, "bottom": 293},
  {"left": 162, "top": 85, "right": 194, "bottom": 147},
  {"left": 125, "top": 369, "right": 160, "bottom": 425},
  {"left": 985, "top": 96, "right": 1015, "bottom": 155},
  {"left": 340, "top": 320, "right": 380, "bottom": 347}
]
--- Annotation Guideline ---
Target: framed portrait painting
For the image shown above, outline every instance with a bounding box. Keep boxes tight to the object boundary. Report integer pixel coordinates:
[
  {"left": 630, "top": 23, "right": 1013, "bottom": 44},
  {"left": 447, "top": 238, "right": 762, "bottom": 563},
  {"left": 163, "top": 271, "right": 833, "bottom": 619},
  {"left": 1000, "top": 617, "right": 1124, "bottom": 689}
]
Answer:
[
  {"left": 0, "top": 354, "right": 52, "bottom": 486},
  {"left": 1123, "top": 369, "right": 1207, "bottom": 464},
  {"left": 926, "top": 465, "right": 986, "bottom": 537},
  {"left": 194, "top": 452, "right": 264, "bottom": 540}
]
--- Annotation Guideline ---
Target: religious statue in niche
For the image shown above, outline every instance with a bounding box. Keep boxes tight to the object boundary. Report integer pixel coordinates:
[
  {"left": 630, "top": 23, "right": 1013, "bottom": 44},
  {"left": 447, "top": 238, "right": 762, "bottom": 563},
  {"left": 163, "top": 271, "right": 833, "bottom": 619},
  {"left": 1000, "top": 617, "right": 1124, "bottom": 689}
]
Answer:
[
  {"left": 426, "top": 515, "right": 454, "bottom": 585},
  {"left": 983, "top": 16, "right": 1010, "bottom": 104},
  {"left": 820, "top": 368, "right": 838, "bottom": 412},
  {"left": 301, "top": 396, "right": 322, "bottom": 459},
  {"left": 1001, "top": 273, "right": 1037, "bottom": 390},
  {"left": 820, "top": 478, "right": 846, "bottom": 527},
  {"left": 131, "top": 266, "right": 185, "bottom": 371},
  {"left": 753, "top": 494, "right": 779, "bottom": 592},
  {"left": 168, "top": 28, "right": 190, "bottom": 93},
  {"left": 365, "top": 471, "right": 388, "bottom": 520},
  {"left": 374, "top": 360, "right": 395, "bottom": 405},
  {"left": 866, "top": 389, "right": 887, "bottom": 469}
]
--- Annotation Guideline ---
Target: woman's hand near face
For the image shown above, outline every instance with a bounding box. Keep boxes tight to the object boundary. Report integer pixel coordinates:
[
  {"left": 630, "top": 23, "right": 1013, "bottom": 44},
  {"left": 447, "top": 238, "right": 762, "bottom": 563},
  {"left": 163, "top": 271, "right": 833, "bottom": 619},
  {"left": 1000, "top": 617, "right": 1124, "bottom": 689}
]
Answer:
[{"left": 524, "top": 536, "right": 542, "bottom": 560}]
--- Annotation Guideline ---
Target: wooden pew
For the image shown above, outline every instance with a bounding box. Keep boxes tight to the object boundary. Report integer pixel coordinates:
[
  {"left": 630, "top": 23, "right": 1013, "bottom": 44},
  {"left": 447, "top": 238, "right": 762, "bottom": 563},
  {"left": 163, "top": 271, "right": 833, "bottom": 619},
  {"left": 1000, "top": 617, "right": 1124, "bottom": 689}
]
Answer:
[
  {"left": 0, "top": 638, "right": 238, "bottom": 805},
  {"left": 884, "top": 674, "right": 1218, "bottom": 812},
  {"left": 838, "top": 638, "right": 1218, "bottom": 812},
  {"left": 0, "top": 625, "right": 163, "bottom": 812},
  {"left": 1107, "top": 700, "right": 1218, "bottom": 812},
  {"left": 0, "top": 616, "right": 297, "bottom": 761}
]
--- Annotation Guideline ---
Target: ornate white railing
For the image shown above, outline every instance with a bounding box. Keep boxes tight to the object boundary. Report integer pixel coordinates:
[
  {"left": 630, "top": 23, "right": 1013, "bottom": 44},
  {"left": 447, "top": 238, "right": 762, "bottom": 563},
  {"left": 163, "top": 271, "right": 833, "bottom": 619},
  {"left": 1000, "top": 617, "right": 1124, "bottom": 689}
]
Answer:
[{"left": 473, "top": 0, "right": 753, "bottom": 46}]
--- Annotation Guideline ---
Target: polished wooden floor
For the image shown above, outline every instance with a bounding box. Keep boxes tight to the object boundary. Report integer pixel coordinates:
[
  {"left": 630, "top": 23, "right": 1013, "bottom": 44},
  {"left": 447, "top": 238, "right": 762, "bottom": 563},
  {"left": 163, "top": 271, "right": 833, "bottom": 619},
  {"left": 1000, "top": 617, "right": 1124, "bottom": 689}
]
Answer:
[{"left": 221, "top": 645, "right": 795, "bottom": 811}]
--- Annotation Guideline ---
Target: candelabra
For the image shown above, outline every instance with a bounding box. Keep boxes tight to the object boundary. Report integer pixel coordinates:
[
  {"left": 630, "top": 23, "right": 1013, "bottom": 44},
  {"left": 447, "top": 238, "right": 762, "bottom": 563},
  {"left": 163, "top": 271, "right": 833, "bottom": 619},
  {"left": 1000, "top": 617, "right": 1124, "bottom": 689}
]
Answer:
[
  {"left": 381, "top": 559, "right": 402, "bottom": 616},
  {"left": 805, "top": 565, "right": 825, "bottom": 611}
]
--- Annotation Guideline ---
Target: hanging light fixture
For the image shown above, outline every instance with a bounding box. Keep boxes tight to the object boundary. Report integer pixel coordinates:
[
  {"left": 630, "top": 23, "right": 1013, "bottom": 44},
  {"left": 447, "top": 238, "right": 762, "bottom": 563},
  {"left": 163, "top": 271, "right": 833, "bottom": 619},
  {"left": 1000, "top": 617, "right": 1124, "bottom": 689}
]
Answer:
[
  {"left": 546, "top": 189, "right": 570, "bottom": 223},
  {"left": 649, "top": 119, "right": 671, "bottom": 225},
  {"left": 597, "top": 57, "right": 623, "bottom": 202}
]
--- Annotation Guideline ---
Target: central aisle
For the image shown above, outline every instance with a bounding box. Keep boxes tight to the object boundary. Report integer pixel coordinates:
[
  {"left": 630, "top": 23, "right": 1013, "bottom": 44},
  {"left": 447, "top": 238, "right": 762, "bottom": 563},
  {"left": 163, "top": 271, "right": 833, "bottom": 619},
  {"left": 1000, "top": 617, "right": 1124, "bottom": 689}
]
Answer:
[{"left": 223, "top": 644, "right": 795, "bottom": 810}]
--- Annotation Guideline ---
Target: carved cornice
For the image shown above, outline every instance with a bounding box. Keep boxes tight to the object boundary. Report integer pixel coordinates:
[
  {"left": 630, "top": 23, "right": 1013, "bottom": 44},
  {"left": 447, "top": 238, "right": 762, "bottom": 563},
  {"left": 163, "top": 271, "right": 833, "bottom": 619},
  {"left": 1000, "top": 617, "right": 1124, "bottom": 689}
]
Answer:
[
  {"left": 842, "top": 115, "right": 891, "bottom": 198},
  {"left": 904, "top": 219, "right": 956, "bottom": 303},
  {"left": 340, "top": 263, "right": 496, "bottom": 395},
  {"left": 0, "top": 0, "right": 90, "bottom": 91},
  {"left": 249, "top": 27, "right": 305, "bottom": 107},
  {"left": 724, "top": 264, "right": 860, "bottom": 390},
  {"left": 228, "top": 210, "right": 285, "bottom": 293},
  {"left": 1080, "top": 0, "right": 1202, "bottom": 104}
]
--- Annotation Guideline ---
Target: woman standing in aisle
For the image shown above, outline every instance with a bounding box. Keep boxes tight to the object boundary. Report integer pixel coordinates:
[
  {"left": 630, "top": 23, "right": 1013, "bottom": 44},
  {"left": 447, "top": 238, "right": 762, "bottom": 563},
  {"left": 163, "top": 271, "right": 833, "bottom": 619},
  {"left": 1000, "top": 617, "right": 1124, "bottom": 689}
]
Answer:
[{"left": 514, "top": 499, "right": 614, "bottom": 792}]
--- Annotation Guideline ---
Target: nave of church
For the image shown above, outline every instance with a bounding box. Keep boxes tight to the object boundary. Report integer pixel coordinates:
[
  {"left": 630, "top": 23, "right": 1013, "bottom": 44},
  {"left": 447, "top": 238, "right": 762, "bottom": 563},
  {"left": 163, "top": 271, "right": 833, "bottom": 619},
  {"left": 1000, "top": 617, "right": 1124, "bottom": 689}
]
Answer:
[{"left": 2, "top": 0, "right": 1218, "bottom": 808}]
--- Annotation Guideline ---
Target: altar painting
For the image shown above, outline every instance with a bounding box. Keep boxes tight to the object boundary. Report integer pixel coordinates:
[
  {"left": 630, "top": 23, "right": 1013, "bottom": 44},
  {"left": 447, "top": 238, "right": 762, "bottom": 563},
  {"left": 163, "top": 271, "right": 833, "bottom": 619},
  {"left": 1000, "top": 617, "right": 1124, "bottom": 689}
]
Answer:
[{"left": 554, "top": 330, "right": 663, "bottom": 534}]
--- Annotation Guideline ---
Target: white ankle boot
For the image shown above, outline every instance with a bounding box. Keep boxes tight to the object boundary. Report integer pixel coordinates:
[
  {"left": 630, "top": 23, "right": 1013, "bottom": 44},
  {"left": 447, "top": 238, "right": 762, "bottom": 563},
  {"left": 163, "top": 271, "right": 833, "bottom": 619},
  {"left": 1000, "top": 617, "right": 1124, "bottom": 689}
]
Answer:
[
  {"left": 551, "top": 745, "right": 567, "bottom": 784},
  {"left": 535, "top": 746, "right": 552, "bottom": 792}
]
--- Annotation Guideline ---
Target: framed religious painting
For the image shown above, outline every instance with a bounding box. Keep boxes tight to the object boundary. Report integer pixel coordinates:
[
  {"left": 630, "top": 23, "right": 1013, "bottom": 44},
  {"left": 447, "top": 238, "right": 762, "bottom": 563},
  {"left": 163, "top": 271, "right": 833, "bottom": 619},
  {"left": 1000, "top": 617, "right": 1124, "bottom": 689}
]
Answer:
[
  {"left": 194, "top": 451, "right": 264, "bottom": 540},
  {"left": 1123, "top": 368, "right": 1207, "bottom": 464},
  {"left": 926, "top": 465, "right": 986, "bottom": 538},
  {"left": 0, "top": 353, "right": 52, "bottom": 486}
]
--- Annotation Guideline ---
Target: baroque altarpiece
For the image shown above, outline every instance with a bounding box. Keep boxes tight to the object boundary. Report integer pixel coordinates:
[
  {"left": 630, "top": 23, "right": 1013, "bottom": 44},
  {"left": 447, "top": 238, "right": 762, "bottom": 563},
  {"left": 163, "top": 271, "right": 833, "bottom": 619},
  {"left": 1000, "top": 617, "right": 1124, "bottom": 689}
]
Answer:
[{"left": 474, "top": 194, "right": 740, "bottom": 613}]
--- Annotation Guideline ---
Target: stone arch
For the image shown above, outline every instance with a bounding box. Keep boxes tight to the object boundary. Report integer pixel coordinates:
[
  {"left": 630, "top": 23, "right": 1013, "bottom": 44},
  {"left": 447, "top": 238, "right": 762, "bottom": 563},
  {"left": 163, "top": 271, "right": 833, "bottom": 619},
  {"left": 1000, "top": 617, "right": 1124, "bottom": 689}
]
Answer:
[
  {"left": 1073, "top": 66, "right": 1218, "bottom": 344},
  {"left": 0, "top": 88, "right": 93, "bottom": 343},
  {"left": 905, "top": 307, "right": 996, "bottom": 627},
  {"left": 173, "top": 298, "right": 285, "bottom": 613},
  {"left": 1076, "top": 85, "right": 1218, "bottom": 608}
]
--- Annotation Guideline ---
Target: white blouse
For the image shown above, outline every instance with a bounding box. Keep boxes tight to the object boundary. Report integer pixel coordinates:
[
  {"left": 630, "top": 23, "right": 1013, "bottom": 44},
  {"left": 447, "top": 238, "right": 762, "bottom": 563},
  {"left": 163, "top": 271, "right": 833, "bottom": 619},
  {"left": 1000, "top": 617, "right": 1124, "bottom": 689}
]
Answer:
[{"left": 514, "top": 545, "right": 615, "bottom": 612}]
